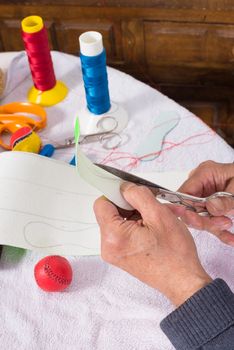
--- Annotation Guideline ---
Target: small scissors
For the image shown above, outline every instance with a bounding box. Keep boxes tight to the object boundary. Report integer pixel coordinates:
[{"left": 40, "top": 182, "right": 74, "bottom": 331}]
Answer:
[
  {"left": 96, "top": 163, "right": 234, "bottom": 216},
  {"left": 0, "top": 102, "right": 47, "bottom": 150},
  {"left": 41, "top": 116, "right": 122, "bottom": 154},
  {"left": 78, "top": 116, "right": 122, "bottom": 150}
]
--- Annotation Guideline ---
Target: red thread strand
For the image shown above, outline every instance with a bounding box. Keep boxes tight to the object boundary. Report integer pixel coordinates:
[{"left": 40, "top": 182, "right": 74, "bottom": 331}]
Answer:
[
  {"left": 22, "top": 27, "right": 56, "bottom": 91},
  {"left": 97, "top": 129, "right": 216, "bottom": 170}
]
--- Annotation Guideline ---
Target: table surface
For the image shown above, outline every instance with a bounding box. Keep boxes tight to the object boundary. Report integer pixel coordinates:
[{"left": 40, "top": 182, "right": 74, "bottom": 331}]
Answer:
[{"left": 0, "top": 51, "right": 234, "bottom": 350}]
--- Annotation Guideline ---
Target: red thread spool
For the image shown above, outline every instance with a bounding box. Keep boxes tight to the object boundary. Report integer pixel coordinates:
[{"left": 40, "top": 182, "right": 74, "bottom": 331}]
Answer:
[
  {"left": 21, "top": 16, "right": 68, "bottom": 106},
  {"left": 22, "top": 17, "right": 55, "bottom": 91}
]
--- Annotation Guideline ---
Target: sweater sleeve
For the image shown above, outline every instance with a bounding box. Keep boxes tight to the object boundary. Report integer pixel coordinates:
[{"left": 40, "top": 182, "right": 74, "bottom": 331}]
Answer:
[{"left": 160, "top": 279, "right": 234, "bottom": 350}]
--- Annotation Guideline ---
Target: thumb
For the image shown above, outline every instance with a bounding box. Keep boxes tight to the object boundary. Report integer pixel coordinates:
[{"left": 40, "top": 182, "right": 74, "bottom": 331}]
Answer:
[
  {"left": 120, "top": 182, "right": 166, "bottom": 222},
  {"left": 94, "top": 196, "right": 122, "bottom": 228},
  {"left": 207, "top": 177, "right": 234, "bottom": 215},
  {"left": 206, "top": 196, "right": 234, "bottom": 216}
]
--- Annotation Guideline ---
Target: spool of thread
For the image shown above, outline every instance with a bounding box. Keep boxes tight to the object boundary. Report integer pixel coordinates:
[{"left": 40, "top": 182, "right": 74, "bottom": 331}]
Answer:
[
  {"left": 79, "top": 31, "right": 111, "bottom": 115},
  {"left": 21, "top": 15, "right": 68, "bottom": 106}
]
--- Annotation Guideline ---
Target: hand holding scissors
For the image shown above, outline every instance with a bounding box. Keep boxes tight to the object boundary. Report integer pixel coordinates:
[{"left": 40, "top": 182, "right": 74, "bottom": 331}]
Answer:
[{"left": 96, "top": 163, "right": 234, "bottom": 217}]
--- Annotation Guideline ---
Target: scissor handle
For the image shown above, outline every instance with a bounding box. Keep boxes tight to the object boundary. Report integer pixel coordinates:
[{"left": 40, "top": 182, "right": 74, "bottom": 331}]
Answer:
[
  {"left": 159, "top": 190, "right": 234, "bottom": 204},
  {"left": 206, "top": 191, "right": 234, "bottom": 201},
  {"left": 0, "top": 114, "right": 41, "bottom": 130},
  {"left": 0, "top": 102, "right": 47, "bottom": 130},
  {"left": 157, "top": 189, "right": 234, "bottom": 217},
  {"left": 157, "top": 189, "right": 206, "bottom": 203}
]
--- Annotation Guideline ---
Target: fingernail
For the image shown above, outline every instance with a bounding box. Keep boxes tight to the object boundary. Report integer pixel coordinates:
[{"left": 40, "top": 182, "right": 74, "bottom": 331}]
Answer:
[
  {"left": 120, "top": 181, "right": 134, "bottom": 193},
  {"left": 100, "top": 195, "right": 108, "bottom": 201},
  {"left": 209, "top": 198, "right": 225, "bottom": 212}
]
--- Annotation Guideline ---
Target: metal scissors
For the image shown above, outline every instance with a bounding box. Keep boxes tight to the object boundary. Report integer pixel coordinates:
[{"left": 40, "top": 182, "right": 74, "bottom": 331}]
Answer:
[
  {"left": 78, "top": 116, "right": 122, "bottom": 149},
  {"left": 42, "top": 116, "right": 122, "bottom": 152},
  {"left": 96, "top": 163, "right": 234, "bottom": 216},
  {"left": 0, "top": 102, "right": 47, "bottom": 150}
]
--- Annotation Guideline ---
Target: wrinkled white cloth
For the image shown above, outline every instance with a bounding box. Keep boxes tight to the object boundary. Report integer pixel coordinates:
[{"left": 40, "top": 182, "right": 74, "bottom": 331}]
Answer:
[{"left": 0, "top": 51, "right": 234, "bottom": 350}]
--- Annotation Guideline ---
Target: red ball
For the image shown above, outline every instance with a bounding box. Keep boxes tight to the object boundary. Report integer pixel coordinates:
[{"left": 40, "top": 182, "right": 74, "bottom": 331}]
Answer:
[{"left": 34, "top": 255, "right": 73, "bottom": 292}]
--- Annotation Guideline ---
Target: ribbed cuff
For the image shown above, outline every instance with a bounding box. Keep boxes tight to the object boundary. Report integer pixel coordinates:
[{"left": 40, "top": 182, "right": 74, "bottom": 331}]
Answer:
[{"left": 160, "top": 279, "right": 234, "bottom": 350}]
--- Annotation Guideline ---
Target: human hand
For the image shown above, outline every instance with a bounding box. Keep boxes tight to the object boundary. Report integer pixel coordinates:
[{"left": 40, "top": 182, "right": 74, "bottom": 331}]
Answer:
[
  {"left": 171, "top": 161, "right": 234, "bottom": 246},
  {"left": 94, "top": 183, "right": 211, "bottom": 306}
]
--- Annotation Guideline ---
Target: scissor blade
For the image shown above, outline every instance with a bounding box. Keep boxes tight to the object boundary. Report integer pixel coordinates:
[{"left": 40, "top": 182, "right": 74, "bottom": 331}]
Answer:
[
  {"left": 95, "top": 163, "right": 169, "bottom": 192},
  {"left": 79, "top": 134, "right": 100, "bottom": 145},
  {"left": 95, "top": 164, "right": 212, "bottom": 216}
]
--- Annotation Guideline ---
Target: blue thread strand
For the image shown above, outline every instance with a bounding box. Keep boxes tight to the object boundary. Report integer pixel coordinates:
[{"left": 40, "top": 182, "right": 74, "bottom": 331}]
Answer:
[{"left": 80, "top": 50, "right": 111, "bottom": 115}]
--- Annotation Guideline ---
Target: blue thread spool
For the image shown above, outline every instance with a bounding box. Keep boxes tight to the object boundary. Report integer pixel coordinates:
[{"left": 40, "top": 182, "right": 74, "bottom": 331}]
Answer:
[
  {"left": 79, "top": 31, "right": 111, "bottom": 115},
  {"left": 78, "top": 31, "right": 128, "bottom": 136}
]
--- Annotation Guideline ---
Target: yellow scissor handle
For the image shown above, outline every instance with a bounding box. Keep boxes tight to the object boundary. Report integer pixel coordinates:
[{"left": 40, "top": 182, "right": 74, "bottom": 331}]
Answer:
[{"left": 0, "top": 102, "right": 47, "bottom": 130}]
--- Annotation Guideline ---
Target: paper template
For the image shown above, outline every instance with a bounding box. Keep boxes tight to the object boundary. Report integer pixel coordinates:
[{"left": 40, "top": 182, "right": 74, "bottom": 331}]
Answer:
[
  {"left": 0, "top": 151, "right": 101, "bottom": 256},
  {"left": 0, "top": 151, "right": 188, "bottom": 256},
  {"left": 135, "top": 111, "right": 180, "bottom": 161},
  {"left": 76, "top": 144, "right": 133, "bottom": 210}
]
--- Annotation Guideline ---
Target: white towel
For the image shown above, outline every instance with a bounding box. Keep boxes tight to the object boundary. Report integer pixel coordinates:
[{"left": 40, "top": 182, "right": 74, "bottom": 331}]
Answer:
[{"left": 0, "top": 51, "right": 234, "bottom": 350}]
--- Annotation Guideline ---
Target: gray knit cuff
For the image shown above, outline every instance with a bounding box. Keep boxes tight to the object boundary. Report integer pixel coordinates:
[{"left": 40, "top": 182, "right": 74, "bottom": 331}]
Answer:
[{"left": 160, "top": 279, "right": 234, "bottom": 350}]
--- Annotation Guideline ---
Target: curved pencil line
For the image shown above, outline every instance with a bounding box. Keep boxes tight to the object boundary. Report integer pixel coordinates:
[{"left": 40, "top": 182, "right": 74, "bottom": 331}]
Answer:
[{"left": 23, "top": 221, "right": 98, "bottom": 250}]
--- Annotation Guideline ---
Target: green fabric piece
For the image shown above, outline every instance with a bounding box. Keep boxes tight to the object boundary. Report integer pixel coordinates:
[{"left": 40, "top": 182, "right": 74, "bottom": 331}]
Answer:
[{"left": 3, "top": 246, "right": 26, "bottom": 263}]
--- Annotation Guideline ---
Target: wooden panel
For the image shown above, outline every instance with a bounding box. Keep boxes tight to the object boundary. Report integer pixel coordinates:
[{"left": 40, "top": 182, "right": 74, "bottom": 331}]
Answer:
[
  {"left": 144, "top": 21, "right": 234, "bottom": 67},
  {"left": 145, "top": 65, "right": 234, "bottom": 85},
  {"left": 55, "top": 20, "right": 123, "bottom": 62},
  {"left": 182, "top": 101, "right": 219, "bottom": 125},
  {"left": 122, "top": 20, "right": 145, "bottom": 65},
  {"left": 145, "top": 22, "right": 206, "bottom": 64},
  {"left": 0, "top": 19, "right": 56, "bottom": 52},
  {"left": 1, "top": 3, "right": 234, "bottom": 25},
  {"left": 0, "top": 19, "right": 23, "bottom": 51},
  {"left": 4, "top": 0, "right": 234, "bottom": 11},
  {"left": 211, "top": 26, "right": 234, "bottom": 63}
]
